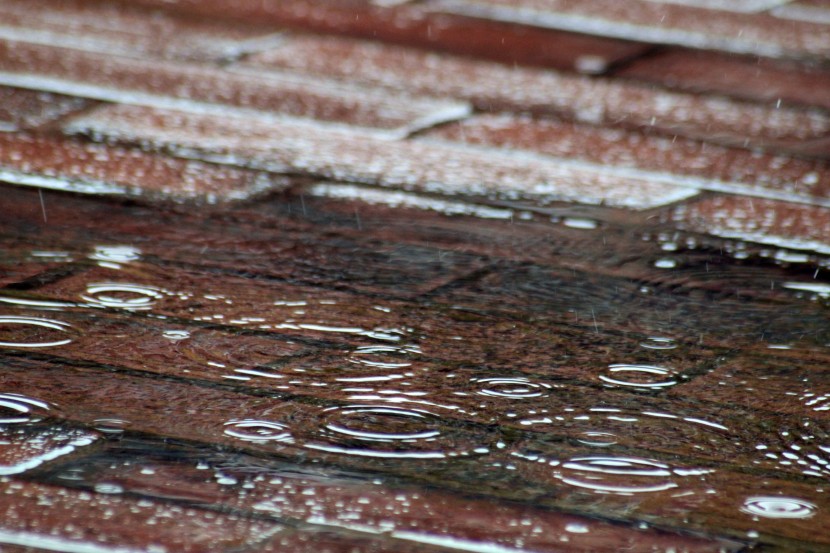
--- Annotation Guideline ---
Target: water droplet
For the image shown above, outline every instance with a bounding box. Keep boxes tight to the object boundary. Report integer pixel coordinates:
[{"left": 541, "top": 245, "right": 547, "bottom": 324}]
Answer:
[
  {"left": 741, "top": 497, "right": 816, "bottom": 519},
  {"left": 0, "top": 316, "right": 74, "bottom": 348},
  {"left": 639, "top": 337, "right": 678, "bottom": 350},
  {"left": 0, "top": 393, "right": 51, "bottom": 423},
  {"left": 562, "top": 217, "right": 598, "bottom": 230},
  {"left": 81, "top": 283, "right": 163, "bottom": 311},
  {"left": 94, "top": 483, "right": 124, "bottom": 494},
  {"left": 600, "top": 364, "right": 678, "bottom": 389},
  {"left": 474, "top": 377, "right": 551, "bottom": 399},
  {"left": 223, "top": 420, "right": 293, "bottom": 443},
  {"left": 89, "top": 245, "right": 141, "bottom": 267},
  {"left": 555, "top": 456, "right": 681, "bottom": 494},
  {"left": 654, "top": 258, "right": 677, "bottom": 269},
  {"left": 162, "top": 329, "right": 191, "bottom": 341},
  {"left": 564, "top": 522, "right": 590, "bottom": 534}
]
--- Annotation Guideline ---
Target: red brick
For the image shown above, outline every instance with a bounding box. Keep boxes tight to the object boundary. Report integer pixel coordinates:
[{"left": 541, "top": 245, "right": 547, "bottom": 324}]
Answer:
[
  {"left": 0, "top": 86, "right": 91, "bottom": 132},
  {"left": 429, "top": 114, "right": 830, "bottom": 204},
  {"left": 616, "top": 48, "right": 830, "bottom": 111},
  {"left": 0, "top": 480, "right": 283, "bottom": 552},
  {"left": 68, "top": 450, "right": 740, "bottom": 553},
  {"left": 668, "top": 195, "right": 830, "bottom": 254},
  {"left": 430, "top": 0, "right": 830, "bottom": 60},
  {"left": 0, "top": 39, "right": 468, "bottom": 135},
  {"left": 0, "top": 133, "right": 288, "bottom": 201},
  {"left": 119, "top": 0, "right": 649, "bottom": 72},
  {"left": 0, "top": 0, "right": 285, "bottom": 62},
  {"left": 246, "top": 33, "right": 830, "bottom": 148},
  {"left": 65, "top": 104, "right": 699, "bottom": 209}
]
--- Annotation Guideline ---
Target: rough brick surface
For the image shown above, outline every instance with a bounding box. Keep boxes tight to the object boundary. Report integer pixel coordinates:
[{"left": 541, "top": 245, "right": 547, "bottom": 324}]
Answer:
[{"left": 0, "top": 86, "right": 91, "bottom": 132}]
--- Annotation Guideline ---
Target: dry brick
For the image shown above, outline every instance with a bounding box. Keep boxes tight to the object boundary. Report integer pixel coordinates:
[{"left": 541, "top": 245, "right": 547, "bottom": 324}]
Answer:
[
  {"left": 0, "top": 39, "right": 469, "bottom": 135},
  {"left": 64, "top": 104, "right": 699, "bottom": 209},
  {"left": 246, "top": 33, "right": 830, "bottom": 148}
]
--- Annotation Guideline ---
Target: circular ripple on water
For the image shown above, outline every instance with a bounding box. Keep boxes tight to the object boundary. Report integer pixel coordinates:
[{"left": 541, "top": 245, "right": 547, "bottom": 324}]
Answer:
[
  {"left": 554, "top": 456, "right": 712, "bottom": 494},
  {"left": 600, "top": 364, "right": 678, "bottom": 389},
  {"left": 0, "top": 393, "right": 52, "bottom": 424},
  {"left": 81, "top": 283, "right": 163, "bottom": 311},
  {"left": 741, "top": 497, "right": 816, "bottom": 519},
  {"left": 474, "top": 377, "right": 551, "bottom": 399},
  {"left": 308, "top": 404, "right": 492, "bottom": 460},
  {"left": 0, "top": 316, "right": 75, "bottom": 348},
  {"left": 223, "top": 419, "right": 294, "bottom": 443},
  {"left": 639, "top": 337, "right": 678, "bottom": 350}
]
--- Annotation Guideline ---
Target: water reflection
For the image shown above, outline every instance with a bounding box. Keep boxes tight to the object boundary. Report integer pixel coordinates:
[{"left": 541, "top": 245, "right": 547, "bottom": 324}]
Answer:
[
  {"left": 741, "top": 497, "right": 816, "bottom": 519},
  {"left": 0, "top": 316, "right": 74, "bottom": 348}
]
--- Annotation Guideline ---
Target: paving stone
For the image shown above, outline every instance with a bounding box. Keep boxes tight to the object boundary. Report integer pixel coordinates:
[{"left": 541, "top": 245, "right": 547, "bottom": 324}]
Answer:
[
  {"left": 49, "top": 446, "right": 741, "bottom": 553},
  {"left": 615, "top": 48, "right": 830, "bottom": 111},
  {"left": 0, "top": 86, "right": 91, "bottom": 132},
  {"left": 121, "top": 0, "right": 649, "bottom": 72},
  {"left": 0, "top": 133, "right": 288, "bottom": 201},
  {"left": 246, "top": 33, "right": 830, "bottom": 149},
  {"left": 0, "top": 479, "right": 283, "bottom": 552},
  {"left": 65, "top": 104, "right": 699, "bottom": 209},
  {"left": 0, "top": 0, "right": 285, "bottom": 62},
  {"left": 668, "top": 195, "right": 830, "bottom": 254},
  {"left": 429, "top": 0, "right": 830, "bottom": 59},
  {"left": 0, "top": 39, "right": 469, "bottom": 136},
  {"left": 428, "top": 114, "right": 830, "bottom": 205}
]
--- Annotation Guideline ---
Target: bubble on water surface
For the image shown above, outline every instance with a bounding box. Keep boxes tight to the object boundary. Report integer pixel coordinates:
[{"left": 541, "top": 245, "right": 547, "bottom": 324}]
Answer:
[
  {"left": 0, "top": 393, "right": 51, "bottom": 424},
  {"left": 576, "top": 431, "right": 619, "bottom": 447},
  {"left": 639, "top": 337, "right": 678, "bottom": 350},
  {"left": 89, "top": 245, "right": 141, "bottom": 268},
  {"left": 224, "top": 420, "right": 294, "bottom": 443},
  {"left": 94, "top": 483, "right": 124, "bottom": 494},
  {"left": 162, "top": 329, "right": 191, "bottom": 341},
  {"left": 741, "top": 497, "right": 816, "bottom": 519},
  {"left": 564, "top": 522, "right": 590, "bottom": 534},
  {"left": 0, "top": 316, "right": 74, "bottom": 348},
  {"left": 654, "top": 258, "right": 677, "bottom": 269},
  {"left": 474, "top": 377, "right": 551, "bottom": 399},
  {"left": 81, "top": 283, "right": 163, "bottom": 311},
  {"left": 92, "top": 418, "right": 130, "bottom": 435},
  {"left": 600, "top": 364, "right": 678, "bottom": 389}
]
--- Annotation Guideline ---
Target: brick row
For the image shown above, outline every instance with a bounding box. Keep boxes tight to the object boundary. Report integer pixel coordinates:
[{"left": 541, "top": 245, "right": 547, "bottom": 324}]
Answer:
[
  {"left": 64, "top": 104, "right": 699, "bottom": 209},
  {"left": 429, "top": 0, "right": 830, "bottom": 59},
  {"left": 0, "top": 86, "right": 92, "bottom": 132},
  {"left": 45, "top": 442, "right": 741, "bottom": 553},
  {"left": 668, "top": 195, "right": 830, "bottom": 255},
  {"left": 428, "top": 114, "right": 830, "bottom": 205},
  {"left": 0, "top": 0, "right": 285, "bottom": 63},
  {"left": 0, "top": 479, "right": 283, "bottom": 552},
  {"left": 115, "top": 0, "right": 650, "bottom": 73},
  {"left": 0, "top": 133, "right": 288, "bottom": 202},
  {"left": 245, "top": 33, "right": 830, "bottom": 150},
  {"left": 615, "top": 48, "right": 830, "bottom": 111},
  {"left": 0, "top": 39, "right": 469, "bottom": 135}
]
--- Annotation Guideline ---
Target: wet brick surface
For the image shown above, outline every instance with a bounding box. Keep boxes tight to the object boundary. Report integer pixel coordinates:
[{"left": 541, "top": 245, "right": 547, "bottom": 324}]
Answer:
[{"left": 2, "top": 0, "right": 830, "bottom": 551}]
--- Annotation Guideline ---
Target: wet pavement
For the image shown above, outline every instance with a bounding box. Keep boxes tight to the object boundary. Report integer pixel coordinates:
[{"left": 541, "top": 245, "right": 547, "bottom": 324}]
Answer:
[{"left": 1, "top": 0, "right": 830, "bottom": 551}]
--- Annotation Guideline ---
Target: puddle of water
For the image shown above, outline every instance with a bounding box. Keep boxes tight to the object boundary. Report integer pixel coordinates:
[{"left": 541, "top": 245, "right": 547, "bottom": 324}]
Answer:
[{"left": 0, "top": 316, "right": 75, "bottom": 348}]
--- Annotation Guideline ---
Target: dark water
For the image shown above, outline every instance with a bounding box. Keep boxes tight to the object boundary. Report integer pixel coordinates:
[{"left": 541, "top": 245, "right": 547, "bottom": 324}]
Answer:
[{"left": 1, "top": 184, "right": 829, "bottom": 552}]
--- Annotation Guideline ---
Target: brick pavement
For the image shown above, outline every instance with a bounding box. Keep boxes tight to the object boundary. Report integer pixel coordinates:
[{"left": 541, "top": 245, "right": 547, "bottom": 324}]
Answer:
[{"left": 1, "top": 0, "right": 830, "bottom": 551}]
